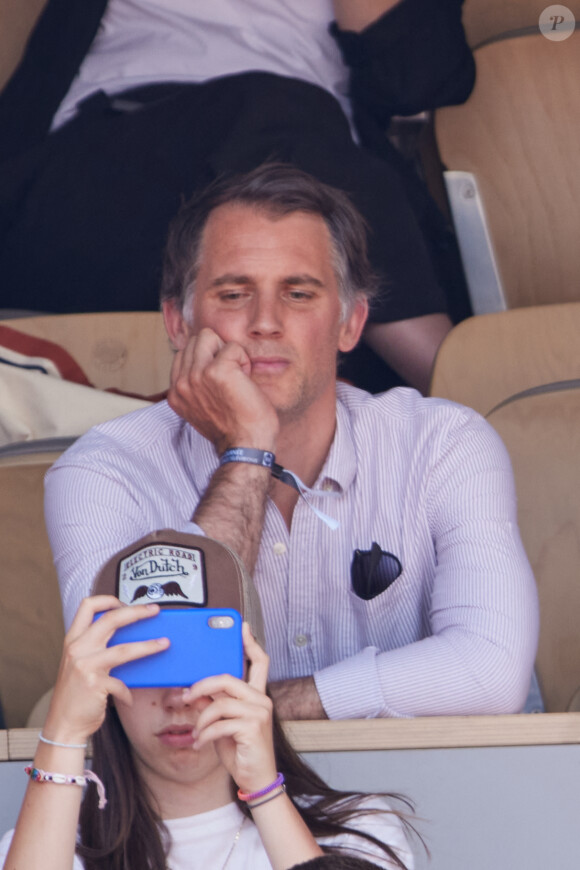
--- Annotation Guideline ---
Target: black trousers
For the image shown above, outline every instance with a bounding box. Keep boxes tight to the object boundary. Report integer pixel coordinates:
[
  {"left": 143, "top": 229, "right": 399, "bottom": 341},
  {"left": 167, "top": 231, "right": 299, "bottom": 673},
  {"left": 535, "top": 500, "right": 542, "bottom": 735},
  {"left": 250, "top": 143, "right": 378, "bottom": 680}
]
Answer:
[{"left": 0, "top": 73, "right": 456, "bottom": 389}]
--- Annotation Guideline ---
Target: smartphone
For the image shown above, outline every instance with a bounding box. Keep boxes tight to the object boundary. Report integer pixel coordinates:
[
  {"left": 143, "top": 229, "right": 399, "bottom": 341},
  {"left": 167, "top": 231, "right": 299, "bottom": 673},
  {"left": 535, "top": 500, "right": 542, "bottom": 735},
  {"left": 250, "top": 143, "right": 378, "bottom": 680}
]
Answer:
[{"left": 95, "top": 608, "right": 243, "bottom": 687}]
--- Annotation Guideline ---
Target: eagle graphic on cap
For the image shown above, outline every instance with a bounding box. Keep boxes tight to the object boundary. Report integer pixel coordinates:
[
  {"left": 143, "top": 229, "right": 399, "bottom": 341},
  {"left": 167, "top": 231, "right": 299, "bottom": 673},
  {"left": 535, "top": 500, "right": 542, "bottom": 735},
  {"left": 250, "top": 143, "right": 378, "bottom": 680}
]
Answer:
[{"left": 131, "top": 581, "right": 189, "bottom": 603}]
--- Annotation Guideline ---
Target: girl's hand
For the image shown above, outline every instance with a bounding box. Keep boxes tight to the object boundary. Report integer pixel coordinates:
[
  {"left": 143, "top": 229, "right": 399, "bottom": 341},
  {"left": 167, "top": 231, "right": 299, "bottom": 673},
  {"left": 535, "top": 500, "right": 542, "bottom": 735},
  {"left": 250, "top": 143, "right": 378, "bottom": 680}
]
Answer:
[
  {"left": 42, "top": 595, "right": 169, "bottom": 745},
  {"left": 185, "top": 622, "right": 278, "bottom": 795}
]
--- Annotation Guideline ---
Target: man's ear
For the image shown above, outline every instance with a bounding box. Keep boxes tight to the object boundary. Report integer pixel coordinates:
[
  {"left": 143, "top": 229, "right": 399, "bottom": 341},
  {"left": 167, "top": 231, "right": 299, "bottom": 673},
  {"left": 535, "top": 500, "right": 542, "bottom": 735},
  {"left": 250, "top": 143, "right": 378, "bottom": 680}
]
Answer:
[
  {"left": 162, "top": 298, "right": 192, "bottom": 350},
  {"left": 337, "top": 297, "right": 369, "bottom": 353}
]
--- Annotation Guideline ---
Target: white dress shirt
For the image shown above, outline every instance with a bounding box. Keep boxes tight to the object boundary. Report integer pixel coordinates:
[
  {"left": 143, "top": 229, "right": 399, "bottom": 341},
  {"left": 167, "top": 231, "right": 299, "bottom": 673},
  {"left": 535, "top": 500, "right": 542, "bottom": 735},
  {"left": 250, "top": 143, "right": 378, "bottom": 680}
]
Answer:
[{"left": 45, "top": 383, "right": 539, "bottom": 719}]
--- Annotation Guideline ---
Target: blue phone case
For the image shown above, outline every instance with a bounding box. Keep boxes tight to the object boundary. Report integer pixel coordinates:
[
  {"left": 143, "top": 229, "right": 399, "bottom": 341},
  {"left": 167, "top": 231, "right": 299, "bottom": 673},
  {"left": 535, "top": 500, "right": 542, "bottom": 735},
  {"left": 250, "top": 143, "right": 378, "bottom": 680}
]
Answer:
[{"left": 96, "top": 608, "right": 243, "bottom": 688}]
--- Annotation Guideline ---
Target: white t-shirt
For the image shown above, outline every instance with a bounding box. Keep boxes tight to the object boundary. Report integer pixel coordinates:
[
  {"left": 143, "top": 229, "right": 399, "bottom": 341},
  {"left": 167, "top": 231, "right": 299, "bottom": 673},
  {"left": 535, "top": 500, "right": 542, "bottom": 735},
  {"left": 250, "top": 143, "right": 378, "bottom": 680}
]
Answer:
[
  {"left": 0, "top": 798, "right": 414, "bottom": 869},
  {"left": 52, "top": 0, "right": 351, "bottom": 129}
]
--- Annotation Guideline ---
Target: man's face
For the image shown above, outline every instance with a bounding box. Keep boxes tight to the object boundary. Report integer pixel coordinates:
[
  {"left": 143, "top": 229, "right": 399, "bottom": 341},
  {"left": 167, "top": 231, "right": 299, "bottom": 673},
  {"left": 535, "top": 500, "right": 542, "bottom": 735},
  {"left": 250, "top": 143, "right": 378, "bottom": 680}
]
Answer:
[{"left": 168, "top": 203, "right": 367, "bottom": 423}]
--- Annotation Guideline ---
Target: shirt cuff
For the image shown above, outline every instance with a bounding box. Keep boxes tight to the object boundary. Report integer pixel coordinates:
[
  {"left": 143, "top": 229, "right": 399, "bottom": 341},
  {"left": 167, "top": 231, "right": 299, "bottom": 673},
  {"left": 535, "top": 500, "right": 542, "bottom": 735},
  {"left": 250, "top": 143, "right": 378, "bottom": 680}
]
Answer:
[{"left": 313, "top": 647, "right": 387, "bottom": 719}]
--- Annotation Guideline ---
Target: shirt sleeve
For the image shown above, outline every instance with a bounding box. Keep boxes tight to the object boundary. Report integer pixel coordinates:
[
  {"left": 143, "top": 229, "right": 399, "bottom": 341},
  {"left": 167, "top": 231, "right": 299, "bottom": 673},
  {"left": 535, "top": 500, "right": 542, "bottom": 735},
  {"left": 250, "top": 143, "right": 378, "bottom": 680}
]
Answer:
[
  {"left": 44, "top": 458, "right": 205, "bottom": 631},
  {"left": 315, "top": 410, "right": 540, "bottom": 719}
]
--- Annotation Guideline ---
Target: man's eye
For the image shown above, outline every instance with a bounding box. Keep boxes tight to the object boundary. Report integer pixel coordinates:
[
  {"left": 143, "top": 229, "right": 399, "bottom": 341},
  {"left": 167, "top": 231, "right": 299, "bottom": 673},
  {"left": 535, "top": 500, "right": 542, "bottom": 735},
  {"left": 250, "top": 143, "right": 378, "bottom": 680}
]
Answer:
[
  {"left": 287, "top": 290, "right": 313, "bottom": 301},
  {"left": 219, "top": 291, "right": 247, "bottom": 302}
]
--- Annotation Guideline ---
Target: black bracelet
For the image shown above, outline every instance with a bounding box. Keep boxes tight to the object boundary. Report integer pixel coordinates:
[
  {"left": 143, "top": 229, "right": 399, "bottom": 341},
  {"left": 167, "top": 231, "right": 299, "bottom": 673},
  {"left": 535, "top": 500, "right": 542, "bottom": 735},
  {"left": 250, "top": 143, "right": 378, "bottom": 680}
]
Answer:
[{"left": 220, "top": 447, "right": 275, "bottom": 470}]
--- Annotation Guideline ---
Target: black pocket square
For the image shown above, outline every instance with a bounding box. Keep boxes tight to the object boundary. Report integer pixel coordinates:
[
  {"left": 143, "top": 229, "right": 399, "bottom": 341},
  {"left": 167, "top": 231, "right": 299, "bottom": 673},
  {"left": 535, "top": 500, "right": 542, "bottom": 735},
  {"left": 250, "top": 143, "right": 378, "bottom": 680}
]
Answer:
[{"left": 351, "top": 542, "right": 402, "bottom": 601}]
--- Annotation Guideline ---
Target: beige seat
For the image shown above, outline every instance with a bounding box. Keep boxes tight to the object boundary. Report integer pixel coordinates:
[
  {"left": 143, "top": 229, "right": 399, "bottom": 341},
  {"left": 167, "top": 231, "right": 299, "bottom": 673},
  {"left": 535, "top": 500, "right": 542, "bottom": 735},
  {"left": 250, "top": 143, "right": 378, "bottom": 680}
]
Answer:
[
  {"left": 430, "top": 304, "right": 580, "bottom": 711},
  {"left": 462, "top": 0, "right": 580, "bottom": 49},
  {"left": 0, "top": 444, "right": 67, "bottom": 727},
  {"left": 430, "top": 303, "right": 580, "bottom": 416},
  {"left": 6, "top": 312, "right": 173, "bottom": 396},
  {"left": 0, "top": 313, "right": 174, "bottom": 447},
  {"left": 0, "top": 312, "right": 173, "bottom": 722},
  {"left": 487, "top": 386, "right": 580, "bottom": 712},
  {"left": 434, "top": 26, "right": 580, "bottom": 313}
]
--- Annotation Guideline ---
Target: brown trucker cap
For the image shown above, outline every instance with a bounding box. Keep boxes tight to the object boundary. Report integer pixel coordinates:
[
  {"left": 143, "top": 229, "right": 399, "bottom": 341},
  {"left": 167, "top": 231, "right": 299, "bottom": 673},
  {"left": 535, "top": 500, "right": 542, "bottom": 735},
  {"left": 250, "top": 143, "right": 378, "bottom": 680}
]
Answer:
[{"left": 91, "top": 529, "right": 265, "bottom": 647}]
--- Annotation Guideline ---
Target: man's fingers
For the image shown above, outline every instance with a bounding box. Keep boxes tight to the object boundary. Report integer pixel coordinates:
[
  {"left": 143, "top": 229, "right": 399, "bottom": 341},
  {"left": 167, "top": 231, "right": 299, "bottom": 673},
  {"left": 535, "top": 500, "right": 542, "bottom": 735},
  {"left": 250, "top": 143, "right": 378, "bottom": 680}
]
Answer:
[
  {"left": 169, "top": 328, "right": 222, "bottom": 393},
  {"left": 180, "top": 328, "right": 224, "bottom": 372},
  {"left": 213, "top": 340, "right": 253, "bottom": 378},
  {"left": 172, "top": 327, "right": 253, "bottom": 387}
]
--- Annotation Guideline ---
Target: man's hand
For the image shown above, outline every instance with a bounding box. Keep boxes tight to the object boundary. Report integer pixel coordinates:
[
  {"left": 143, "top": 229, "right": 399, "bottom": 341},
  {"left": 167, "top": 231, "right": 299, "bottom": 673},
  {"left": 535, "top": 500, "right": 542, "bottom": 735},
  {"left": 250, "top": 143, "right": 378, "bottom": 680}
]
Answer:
[
  {"left": 168, "top": 327, "right": 279, "bottom": 454},
  {"left": 268, "top": 676, "right": 328, "bottom": 720},
  {"left": 164, "top": 326, "right": 279, "bottom": 571}
]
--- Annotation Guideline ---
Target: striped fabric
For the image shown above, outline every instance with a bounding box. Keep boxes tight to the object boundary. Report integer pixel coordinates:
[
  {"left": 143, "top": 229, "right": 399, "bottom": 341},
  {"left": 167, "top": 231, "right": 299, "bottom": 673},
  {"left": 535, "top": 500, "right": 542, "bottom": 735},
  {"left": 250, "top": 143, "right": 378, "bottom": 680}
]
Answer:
[{"left": 45, "top": 383, "right": 539, "bottom": 719}]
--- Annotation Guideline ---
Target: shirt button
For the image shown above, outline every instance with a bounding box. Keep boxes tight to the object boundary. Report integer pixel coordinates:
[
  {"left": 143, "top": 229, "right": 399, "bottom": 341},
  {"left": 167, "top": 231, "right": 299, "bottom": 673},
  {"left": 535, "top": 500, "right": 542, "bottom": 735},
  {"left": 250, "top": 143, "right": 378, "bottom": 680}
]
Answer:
[
  {"left": 322, "top": 480, "right": 334, "bottom": 492},
  {"left": 273, "top": 542, "right": 287, "bottom": 556},
  {"left": 294, "top": 634, "right": 309, "bottom": 648}
]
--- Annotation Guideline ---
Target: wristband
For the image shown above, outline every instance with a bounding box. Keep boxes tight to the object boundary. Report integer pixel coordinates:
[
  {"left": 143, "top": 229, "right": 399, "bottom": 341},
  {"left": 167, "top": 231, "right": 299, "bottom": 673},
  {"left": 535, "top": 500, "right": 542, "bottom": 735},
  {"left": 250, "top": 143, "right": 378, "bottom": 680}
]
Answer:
[
  {"left": 237, "top": 772, "right": 284, "bottom": 802},
  {"left": 220, "top": 447, "right": 275, "bottom": 469}
]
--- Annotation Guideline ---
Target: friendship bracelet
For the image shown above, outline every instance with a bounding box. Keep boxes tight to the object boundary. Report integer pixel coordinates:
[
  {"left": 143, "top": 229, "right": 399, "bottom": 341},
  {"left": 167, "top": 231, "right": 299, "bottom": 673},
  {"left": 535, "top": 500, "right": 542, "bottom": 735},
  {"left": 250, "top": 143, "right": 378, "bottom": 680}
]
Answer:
[
  {"left": 237, "top": 772, "right": 285, "bottom": 802},
  {"left": 247, "top": 785, "right": 287, "bottom": 810},
  {"left": 25, "top": 766, "right": 108, "bottom": 810},
  {"left": 38, "top": 732, "right": 87, "bottom": 750},
  {"left": 220, "top": 448, "right": 340, "bottom": 531}
]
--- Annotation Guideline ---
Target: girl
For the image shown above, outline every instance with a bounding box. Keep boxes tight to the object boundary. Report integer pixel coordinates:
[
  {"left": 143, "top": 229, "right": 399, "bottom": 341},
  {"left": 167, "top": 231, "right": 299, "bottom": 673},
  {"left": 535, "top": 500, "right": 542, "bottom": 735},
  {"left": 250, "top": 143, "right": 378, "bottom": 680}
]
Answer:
[{"left": 0, "top": 596, "right": 414, "bottom": 869}]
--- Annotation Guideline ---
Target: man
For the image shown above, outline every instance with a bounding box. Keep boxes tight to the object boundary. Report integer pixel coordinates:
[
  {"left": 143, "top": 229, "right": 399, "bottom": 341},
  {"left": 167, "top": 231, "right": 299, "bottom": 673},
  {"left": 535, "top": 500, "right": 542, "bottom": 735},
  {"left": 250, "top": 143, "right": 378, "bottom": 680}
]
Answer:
[
  {"left": 0, "top": 0, "right": 475, "bottom": 394},
  {"left": 45, "top": 164, "right": 539, "bottom": 720}
]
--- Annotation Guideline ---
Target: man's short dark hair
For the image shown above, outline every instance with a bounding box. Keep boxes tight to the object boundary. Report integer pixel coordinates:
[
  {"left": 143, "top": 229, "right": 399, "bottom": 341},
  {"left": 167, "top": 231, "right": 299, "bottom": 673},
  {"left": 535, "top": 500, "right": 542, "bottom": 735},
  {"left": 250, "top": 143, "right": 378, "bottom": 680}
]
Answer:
[{"left": 160, "top": 162, "right": 380, "bottom": 321}]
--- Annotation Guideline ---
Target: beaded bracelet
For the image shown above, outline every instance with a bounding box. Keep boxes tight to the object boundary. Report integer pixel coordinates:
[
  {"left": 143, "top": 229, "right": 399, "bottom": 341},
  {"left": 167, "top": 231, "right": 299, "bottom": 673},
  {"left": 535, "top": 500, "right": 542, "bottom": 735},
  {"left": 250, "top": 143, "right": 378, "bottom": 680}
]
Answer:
[
  {"left": 237, "top": 772, "right": 285, "bottom": 802},
  {"left": 25, "top": 766, "right": 108, "bottom": 809}
]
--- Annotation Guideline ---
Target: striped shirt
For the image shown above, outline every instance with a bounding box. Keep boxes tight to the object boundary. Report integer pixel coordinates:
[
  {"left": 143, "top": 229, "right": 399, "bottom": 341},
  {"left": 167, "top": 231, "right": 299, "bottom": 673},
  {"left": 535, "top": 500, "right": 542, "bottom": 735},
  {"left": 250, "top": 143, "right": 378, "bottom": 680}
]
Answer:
[{"left": 45, "top": 383, "right": 539, "bottom": 719}]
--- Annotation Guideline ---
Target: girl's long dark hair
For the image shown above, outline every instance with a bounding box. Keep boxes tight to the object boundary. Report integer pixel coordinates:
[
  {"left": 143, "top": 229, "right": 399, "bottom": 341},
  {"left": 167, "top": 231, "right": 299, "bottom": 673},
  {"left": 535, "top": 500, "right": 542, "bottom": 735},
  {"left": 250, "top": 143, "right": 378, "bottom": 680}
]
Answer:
[{"left": 78, "top": 703, "right": 415, "bottom": 870}]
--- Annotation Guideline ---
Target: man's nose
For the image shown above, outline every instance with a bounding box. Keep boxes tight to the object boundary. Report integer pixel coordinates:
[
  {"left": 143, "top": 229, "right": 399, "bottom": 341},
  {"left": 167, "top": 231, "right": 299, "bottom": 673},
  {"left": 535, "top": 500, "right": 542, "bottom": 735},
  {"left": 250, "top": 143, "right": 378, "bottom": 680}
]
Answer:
[{"left": 248, "top": 292, "right": 283, "bottom": 336}]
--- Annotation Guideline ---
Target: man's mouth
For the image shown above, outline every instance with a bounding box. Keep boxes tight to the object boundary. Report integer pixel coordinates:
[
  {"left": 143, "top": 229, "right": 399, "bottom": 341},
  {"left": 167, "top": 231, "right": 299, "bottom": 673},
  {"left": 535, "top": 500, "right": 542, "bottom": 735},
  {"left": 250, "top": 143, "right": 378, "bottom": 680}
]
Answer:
[{"left": 250, "top": 356, "right": 290, "bottom": 375}]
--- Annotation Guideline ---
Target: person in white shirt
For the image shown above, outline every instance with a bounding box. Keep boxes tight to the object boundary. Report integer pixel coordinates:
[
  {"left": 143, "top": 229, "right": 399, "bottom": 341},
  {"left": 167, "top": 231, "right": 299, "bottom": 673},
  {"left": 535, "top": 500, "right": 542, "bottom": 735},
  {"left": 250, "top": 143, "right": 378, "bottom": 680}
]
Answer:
[
  {"left": 0, "top": 597, "right": 414, "bottom": 869},
  {"left": 45, "top": 163, "right": 539, "bottom": 722}
]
